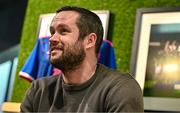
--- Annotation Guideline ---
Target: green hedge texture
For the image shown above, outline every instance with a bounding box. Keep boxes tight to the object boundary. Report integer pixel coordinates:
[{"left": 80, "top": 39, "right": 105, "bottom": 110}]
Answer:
[{"left": 11, "top": 0, "right": 180, "bottom": 102}]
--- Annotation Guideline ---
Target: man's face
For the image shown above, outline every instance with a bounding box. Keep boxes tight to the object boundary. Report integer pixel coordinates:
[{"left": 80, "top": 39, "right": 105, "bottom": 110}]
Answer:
[{"left": 49, "top": 11, "right": 85, "bottom": 73}]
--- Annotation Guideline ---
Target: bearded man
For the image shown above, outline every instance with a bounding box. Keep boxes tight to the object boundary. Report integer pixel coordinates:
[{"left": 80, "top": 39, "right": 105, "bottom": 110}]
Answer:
[{"left": 20, "top": 6, "right": 144, "bottom": 112}]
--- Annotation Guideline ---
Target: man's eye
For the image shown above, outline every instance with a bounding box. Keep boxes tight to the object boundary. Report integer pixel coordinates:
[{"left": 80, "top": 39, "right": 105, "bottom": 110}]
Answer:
[
  {"left": 59, "top": 28, "right": 69, "bottom": 34},
  {"left": 50, "top": 28, "right": 55, "bottom": 35},
  {"left": 61, "top": 29, "right": 67, "bottom": 33},
  {"left": 50, "top": 31, "right": 55, "bottom": 35}
]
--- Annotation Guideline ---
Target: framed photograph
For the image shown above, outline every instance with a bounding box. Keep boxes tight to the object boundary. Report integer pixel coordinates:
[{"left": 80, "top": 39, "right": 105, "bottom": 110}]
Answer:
[
  {"left": 130, "top": 7, "right": 180, "bottom": 112},
  {"left": 36, "top": 10, "right": 110, "bottom": 39}
]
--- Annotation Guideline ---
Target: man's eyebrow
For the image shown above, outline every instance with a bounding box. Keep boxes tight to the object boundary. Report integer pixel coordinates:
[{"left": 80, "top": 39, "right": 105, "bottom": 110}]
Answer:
[{"left": 57, "top": 24, "right": 70, "bottom": 29}]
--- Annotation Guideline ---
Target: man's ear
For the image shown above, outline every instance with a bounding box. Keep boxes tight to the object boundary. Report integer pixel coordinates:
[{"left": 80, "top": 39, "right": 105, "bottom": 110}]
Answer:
[{"left": 84, "top": 33, "right": 97, "bottom": 49}]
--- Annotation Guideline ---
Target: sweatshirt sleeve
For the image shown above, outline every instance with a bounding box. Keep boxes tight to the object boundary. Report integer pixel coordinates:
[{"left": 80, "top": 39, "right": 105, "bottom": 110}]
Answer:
[{"left": 20, "top": 81, "right": 36, "bottom": 112}]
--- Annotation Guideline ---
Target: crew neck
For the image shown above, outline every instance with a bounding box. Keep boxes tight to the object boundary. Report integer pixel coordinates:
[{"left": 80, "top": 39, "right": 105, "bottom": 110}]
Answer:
[{"left": 62, "top": 64, "right": 101, "bottom": 92}]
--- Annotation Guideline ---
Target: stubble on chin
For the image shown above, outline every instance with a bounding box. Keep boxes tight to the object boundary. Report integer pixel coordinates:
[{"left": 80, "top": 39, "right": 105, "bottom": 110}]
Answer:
[{"left": 49, "top": 41, "right": 85, "bottom": 74}]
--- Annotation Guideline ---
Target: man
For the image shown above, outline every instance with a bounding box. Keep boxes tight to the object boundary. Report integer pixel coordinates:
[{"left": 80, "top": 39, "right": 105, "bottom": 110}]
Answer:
[{"left": 20, "top": 6, "right": 144, "bottom": 112}]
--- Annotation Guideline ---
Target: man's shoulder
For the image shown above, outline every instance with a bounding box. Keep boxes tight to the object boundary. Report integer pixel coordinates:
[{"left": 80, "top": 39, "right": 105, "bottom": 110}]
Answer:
[
  {"left": 98, "top": 65, "right": 144, "bottom": 112},
  {"left": 98, "top": 63, "right": 134, "bottom": 80},
  {"left": 97, "top": 64, "right": 139, "bottom": 88},
  {"left": 31, "top": 75, "right": 61, "bottom": 89}
]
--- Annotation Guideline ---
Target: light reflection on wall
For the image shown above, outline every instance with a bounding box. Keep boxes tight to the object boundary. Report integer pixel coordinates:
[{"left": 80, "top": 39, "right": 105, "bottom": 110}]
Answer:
[
  {"left": 161, "top": 62, "right": 179, "bottom": 85},
  {"left": 163, "top": 63, "right": 178, "bottom": 73},
  {"left": 0, "top": 61, "right": 11, "bottom": 110}
]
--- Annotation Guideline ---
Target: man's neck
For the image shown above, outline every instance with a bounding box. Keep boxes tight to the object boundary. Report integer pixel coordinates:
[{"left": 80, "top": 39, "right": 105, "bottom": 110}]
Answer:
[{"left": 62, "top": 60, "right": 97, "bottom": 85}]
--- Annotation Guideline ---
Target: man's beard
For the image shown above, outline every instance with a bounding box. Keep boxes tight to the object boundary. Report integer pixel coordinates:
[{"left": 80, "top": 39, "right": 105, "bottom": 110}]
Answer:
[{"left": 50, "top": 40, "right": 85, "bottom": 74}]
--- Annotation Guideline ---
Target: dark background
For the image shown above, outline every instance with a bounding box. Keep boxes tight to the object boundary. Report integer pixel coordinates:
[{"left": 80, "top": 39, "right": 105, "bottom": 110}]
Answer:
[{"left": 0, "top": 0, "right": 27, "bottom": 52}]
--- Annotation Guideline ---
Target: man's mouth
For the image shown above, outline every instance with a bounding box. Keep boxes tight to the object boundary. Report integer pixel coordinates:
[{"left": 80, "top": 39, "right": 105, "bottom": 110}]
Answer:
[
  {"left": 51, "top": 44, "right": 64, "bottom": 50},
  {"left": 50, "top": 45, "right": 64, "bottom": 53}
]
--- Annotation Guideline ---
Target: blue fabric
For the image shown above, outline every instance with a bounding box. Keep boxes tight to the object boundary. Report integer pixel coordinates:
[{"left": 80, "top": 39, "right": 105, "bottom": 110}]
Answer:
[
  {"left": 98, "top": 40, "right": 117, "bottom": 69},
  {"left": 20, "top": 37, "right": 116, "bottom": 81},
  {"left": 20, "top": 38, "right": 53, "bottom": 81}
]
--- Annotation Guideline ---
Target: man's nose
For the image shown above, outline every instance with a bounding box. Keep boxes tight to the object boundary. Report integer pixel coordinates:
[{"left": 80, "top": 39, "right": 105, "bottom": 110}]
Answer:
[{"left": 49, "top": 33, "right": 60, "bottom": 44}]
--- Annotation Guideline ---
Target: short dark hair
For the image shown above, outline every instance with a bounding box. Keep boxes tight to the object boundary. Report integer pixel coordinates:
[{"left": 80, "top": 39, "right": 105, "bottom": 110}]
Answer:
[{"left": 56, "top": 6, "right": 104, "bottom": 55}]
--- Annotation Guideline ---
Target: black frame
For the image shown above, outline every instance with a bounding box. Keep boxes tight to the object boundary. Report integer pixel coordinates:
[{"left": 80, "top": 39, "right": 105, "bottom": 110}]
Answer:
[{"left": 130, "top": 7, "right": 180, "bottom": 112}]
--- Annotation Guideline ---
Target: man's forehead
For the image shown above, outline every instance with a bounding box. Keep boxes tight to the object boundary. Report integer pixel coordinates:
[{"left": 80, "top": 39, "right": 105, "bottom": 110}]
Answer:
[
  {"left": 54, "top": 11, "right": 79, "bottom": 21},
  {"left": 50, "top": 11, "right": 80, "bottom": 29}
]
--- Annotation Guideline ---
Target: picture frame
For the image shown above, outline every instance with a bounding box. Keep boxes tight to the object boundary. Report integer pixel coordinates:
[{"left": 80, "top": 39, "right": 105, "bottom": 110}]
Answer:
[
  {"left": 130, "top": 7, "right": 180, "bottom": 112},
  {"left": 36, "top": 10, "right": 110, "bottom": 39}
]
